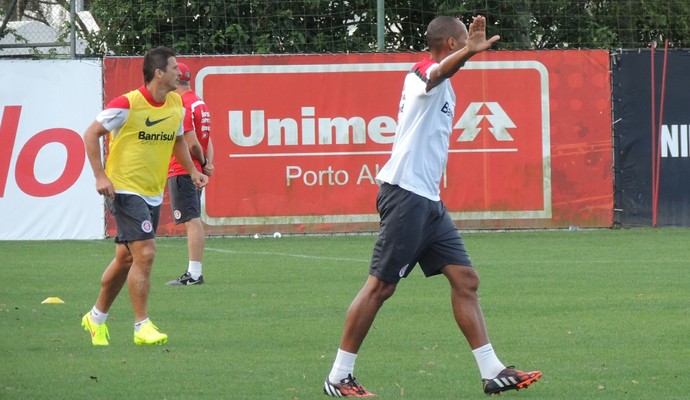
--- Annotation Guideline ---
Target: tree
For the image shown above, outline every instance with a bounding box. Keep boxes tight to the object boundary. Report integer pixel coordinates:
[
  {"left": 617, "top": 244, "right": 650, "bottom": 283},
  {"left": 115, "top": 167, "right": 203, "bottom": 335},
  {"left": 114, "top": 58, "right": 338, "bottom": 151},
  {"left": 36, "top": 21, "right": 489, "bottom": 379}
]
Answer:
[{"left": 85, "top": 0, "right": 375, "bottom": 55}]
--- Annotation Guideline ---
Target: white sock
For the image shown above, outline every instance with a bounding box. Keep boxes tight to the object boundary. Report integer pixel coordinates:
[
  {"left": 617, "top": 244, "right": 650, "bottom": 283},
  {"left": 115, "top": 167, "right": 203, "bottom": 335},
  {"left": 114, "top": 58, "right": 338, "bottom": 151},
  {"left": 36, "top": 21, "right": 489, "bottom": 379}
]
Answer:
[
  {"left": 90, "top": 306, "right": 108, "bottom": 325},
  {"left": 188, "top": 261, "right": 202, "bottom": 279},
  {"left": 472, "top": 343, "right": 506, "bottom": 379},
  {"left": 328, "top": 349, "right": 357, "bottom": 383},
  {"left": 134, "top": 318, "right": 149, "bottom": 333}
]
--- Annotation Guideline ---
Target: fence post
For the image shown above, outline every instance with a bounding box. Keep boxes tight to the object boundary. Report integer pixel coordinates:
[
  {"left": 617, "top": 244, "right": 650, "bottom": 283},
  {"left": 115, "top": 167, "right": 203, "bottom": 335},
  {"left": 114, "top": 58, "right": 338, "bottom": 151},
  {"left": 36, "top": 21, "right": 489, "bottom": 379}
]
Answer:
[
  {"left": 70, "top": 0, "right": 76, "bottom": 58},
  {"left": 376, "top": 0, "right": 384, "bottom": 51}
]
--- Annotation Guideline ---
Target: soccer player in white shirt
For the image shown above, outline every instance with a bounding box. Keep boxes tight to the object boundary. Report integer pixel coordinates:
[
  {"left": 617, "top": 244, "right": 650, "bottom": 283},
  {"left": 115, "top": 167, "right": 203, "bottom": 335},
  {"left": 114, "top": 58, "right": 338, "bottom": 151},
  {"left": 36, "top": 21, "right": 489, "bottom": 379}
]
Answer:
[{"left": 324, "top": 16, "right": 542, "bottom": 397}]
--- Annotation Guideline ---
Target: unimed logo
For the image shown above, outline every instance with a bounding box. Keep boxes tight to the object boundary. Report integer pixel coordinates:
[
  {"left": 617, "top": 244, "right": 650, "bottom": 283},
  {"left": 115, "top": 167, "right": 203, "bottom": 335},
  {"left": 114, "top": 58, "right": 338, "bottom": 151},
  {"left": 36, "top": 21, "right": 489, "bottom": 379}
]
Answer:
[
  {"left": 227, "top": 103, "right": 517, "bottom": 149},
  {"left": 228, "top": 106, "right": 397, "bottom": 147},
  {"left": 197, "top": 58, "right": 551, "bottom": 224},
  {"left": 455, "top": 102, "right": 515, "bottom": 142}
]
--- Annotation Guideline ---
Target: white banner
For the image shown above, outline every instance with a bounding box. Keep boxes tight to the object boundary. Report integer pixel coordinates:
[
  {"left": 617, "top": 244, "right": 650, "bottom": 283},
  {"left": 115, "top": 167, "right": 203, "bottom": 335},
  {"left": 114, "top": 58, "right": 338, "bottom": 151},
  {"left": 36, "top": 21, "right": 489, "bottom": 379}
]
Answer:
[{"left": 0, "top": 59, "right": 104, "bottom": 240}]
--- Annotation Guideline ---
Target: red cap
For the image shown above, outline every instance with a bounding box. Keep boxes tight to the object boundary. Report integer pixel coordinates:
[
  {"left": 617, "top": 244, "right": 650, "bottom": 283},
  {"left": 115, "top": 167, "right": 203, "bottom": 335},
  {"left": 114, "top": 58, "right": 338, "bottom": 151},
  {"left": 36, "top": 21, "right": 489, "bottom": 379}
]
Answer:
[{"left": 178, "top": 62, "right": 192, "bottom": 81}]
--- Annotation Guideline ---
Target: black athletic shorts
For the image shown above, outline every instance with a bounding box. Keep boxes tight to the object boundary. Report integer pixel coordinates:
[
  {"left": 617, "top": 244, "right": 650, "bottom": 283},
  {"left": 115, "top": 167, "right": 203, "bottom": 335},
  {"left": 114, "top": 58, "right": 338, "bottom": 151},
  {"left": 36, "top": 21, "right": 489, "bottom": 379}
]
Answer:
[
  {"left": 369, "top": 183, "right": 472, "bottom": 284},
  {"left": 106, "top": 194, "right": 160, "bottom": 244},
  {"left": 167, "top": 175, "right": 202, "bottom": 224}
]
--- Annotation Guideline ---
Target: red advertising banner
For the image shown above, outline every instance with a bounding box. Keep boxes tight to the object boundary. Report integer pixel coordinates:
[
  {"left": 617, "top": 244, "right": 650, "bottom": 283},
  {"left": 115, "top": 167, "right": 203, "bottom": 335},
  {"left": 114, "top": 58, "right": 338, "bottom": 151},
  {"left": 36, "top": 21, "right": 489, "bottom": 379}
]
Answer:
[{"left": 104, "top": 51, "right": 612, "bottom": 235}]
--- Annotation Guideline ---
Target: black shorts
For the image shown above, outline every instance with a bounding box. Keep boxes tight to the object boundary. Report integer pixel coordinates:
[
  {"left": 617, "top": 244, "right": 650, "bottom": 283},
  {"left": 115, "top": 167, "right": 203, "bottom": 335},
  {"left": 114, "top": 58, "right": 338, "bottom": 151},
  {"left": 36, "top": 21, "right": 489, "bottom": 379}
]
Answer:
[
  {"left": 106, "top": 194, "right": 160, "bottom": 244},
  {"left": 167, "top": 175, "right": 202, "bottom": 224},
  {"left": 369, "top": 183, "right": 472, "bottom": 284}
]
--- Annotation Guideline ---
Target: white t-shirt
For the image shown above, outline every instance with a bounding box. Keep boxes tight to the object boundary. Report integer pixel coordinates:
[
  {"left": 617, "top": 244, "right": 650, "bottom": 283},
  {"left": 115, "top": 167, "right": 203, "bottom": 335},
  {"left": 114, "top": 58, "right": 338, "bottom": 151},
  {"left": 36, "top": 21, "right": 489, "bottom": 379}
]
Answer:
[{"left": 376, "top": 57, "right": 456, "bottom": 201}]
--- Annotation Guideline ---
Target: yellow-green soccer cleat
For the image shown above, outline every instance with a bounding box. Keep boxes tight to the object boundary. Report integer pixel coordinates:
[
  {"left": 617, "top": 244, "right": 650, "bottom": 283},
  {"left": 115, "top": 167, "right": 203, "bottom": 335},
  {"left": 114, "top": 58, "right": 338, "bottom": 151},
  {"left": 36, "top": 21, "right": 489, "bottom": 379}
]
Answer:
[
  {"left": 133, "top": 320, "right": 168, "bottom": 345},
  {"left": 82, "top": 312, "right": 110, "bottom": 346}
]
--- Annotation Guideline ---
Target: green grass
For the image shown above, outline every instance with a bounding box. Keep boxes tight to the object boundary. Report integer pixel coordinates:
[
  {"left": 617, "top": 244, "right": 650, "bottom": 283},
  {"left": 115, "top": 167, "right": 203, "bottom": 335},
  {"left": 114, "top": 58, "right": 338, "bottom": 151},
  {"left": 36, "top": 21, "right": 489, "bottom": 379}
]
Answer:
[{"left": 1, "top": 228, "right": 689, "bottom": 399}]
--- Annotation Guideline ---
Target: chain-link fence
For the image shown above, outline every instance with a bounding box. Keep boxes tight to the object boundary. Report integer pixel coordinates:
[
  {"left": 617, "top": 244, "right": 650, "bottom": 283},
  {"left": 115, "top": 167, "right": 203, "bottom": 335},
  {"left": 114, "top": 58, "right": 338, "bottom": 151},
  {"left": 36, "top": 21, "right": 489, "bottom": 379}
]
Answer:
[
  {"left": 0, "top": 0, "right": 97, "bottom": 57},
  {"left": 2, "top": 0, "right": 690, "bottom": 58}
]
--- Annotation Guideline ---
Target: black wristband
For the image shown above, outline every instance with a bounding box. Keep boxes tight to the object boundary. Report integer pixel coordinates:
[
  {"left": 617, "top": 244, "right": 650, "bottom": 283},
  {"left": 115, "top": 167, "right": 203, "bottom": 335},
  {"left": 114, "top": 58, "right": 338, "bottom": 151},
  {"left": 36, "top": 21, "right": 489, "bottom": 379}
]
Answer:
[{"left": 201, "top": 157, "right": 208, "bottom": 167}]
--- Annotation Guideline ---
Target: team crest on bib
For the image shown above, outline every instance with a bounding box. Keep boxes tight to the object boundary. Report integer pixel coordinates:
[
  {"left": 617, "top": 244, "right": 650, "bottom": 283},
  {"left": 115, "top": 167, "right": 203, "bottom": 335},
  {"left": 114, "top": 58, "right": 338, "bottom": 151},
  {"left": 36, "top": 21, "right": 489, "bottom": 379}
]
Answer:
[{"left": 141, "top": 220, "right": 153, "bottom": 233}]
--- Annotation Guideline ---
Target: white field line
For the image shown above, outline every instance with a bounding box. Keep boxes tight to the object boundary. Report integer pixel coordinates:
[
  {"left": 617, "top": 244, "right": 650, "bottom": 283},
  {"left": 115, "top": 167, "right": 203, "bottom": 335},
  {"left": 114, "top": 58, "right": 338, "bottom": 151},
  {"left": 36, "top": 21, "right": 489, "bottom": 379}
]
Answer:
[{"left": 205, "top": 247, "right": 369, "bottom": 263}]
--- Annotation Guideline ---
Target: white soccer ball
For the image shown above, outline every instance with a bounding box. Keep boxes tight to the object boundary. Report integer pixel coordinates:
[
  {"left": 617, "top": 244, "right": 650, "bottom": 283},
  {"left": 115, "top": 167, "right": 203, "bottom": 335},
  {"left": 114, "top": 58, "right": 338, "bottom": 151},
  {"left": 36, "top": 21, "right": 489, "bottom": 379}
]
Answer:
[
  {"left": 253, "top": 233, "right": 261, "bottom": 239},
  {"left": 273, "top": 232, "right": 282, "bottom": 238}
]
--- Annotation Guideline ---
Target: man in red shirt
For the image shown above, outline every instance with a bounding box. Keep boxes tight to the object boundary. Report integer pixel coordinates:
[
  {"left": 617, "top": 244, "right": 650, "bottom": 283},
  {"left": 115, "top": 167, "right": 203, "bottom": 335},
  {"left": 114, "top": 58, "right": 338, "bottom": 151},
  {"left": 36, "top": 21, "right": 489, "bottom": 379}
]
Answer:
[{"left": 165, "top": 62, "right": 215, "bottom": 286}]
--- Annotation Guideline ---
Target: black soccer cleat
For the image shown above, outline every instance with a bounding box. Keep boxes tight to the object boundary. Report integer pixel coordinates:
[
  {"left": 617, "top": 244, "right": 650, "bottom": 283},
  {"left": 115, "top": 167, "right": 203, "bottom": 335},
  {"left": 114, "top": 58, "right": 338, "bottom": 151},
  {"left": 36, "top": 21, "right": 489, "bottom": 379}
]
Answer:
[
  {"left": 482, "top": 366, "right": 542, "bottom": 395},
  {"left": 323, "top": 374, "right": 376, "bottom": 397},
  {"left": 165, "top": 271, "right": 204, "bottom": 286}
]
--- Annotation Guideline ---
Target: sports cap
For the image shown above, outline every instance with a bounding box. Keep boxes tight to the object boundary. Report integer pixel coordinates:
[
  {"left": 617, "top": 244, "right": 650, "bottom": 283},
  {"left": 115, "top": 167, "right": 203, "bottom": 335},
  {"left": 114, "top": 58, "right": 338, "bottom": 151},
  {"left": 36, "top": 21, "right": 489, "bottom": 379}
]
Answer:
[{"left": 178, "top": 62, "right": 192, "bottom": 81}]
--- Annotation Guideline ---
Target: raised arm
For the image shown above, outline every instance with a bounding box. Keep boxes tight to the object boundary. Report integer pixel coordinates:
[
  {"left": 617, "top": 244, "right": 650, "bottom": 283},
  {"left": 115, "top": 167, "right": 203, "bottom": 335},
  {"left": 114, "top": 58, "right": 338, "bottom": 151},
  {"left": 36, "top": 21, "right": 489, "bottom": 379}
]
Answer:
[{"left": 427, "top": 16, "right": 500, "bottom": 91}]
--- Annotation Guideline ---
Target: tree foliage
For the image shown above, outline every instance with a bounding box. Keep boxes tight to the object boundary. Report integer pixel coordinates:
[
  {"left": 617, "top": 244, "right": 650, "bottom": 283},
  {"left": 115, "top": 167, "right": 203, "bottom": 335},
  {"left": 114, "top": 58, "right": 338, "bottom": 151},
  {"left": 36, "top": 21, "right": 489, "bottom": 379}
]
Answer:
[
  {"left": 73, "top": 0, "right": 690, "bottom": 55},
  {"left": 85, "top": 0, "right": 376, "bottom": 55}
]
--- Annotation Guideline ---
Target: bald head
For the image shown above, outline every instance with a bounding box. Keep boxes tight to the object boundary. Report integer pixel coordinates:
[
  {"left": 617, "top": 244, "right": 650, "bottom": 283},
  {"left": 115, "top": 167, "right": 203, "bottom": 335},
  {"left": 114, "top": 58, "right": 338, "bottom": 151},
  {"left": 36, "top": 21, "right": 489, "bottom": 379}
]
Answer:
[{"left": 426, "top": 16, "right": 467, "bottom": 51}]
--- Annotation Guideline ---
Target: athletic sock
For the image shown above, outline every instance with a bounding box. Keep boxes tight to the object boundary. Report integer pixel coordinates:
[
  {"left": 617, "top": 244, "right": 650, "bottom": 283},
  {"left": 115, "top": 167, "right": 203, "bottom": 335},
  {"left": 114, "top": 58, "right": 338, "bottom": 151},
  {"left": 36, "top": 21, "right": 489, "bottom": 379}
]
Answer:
[
  {"left": 328, "top": 349, "right": 357, "bottom": 383},
  {"left": 472, "top": 343, "right": 506, "bottom": 379},
  {"left": 134, "top": 318, "right": 149, "bottom": 333},
  {"left": 90, "top": 306, "right": 108, "bottom": 325},
  {"left": 188, "top": 261, "right": 202, "bottom": 279}
]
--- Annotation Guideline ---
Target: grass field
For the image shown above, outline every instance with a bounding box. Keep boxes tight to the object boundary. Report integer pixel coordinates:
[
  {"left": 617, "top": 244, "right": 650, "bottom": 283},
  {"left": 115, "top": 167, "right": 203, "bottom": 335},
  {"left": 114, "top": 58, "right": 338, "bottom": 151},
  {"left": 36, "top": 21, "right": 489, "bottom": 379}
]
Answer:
[{"left": 1, "top": 228, "right": 689, "bottom": 399}]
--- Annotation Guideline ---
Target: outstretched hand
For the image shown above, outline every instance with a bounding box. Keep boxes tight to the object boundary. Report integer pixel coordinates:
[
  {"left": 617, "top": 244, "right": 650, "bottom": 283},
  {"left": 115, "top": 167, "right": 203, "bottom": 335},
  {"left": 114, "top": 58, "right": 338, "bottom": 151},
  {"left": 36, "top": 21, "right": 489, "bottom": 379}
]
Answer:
[{"left": 466, "top": 15, "right": 500, "bottom": 54}]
